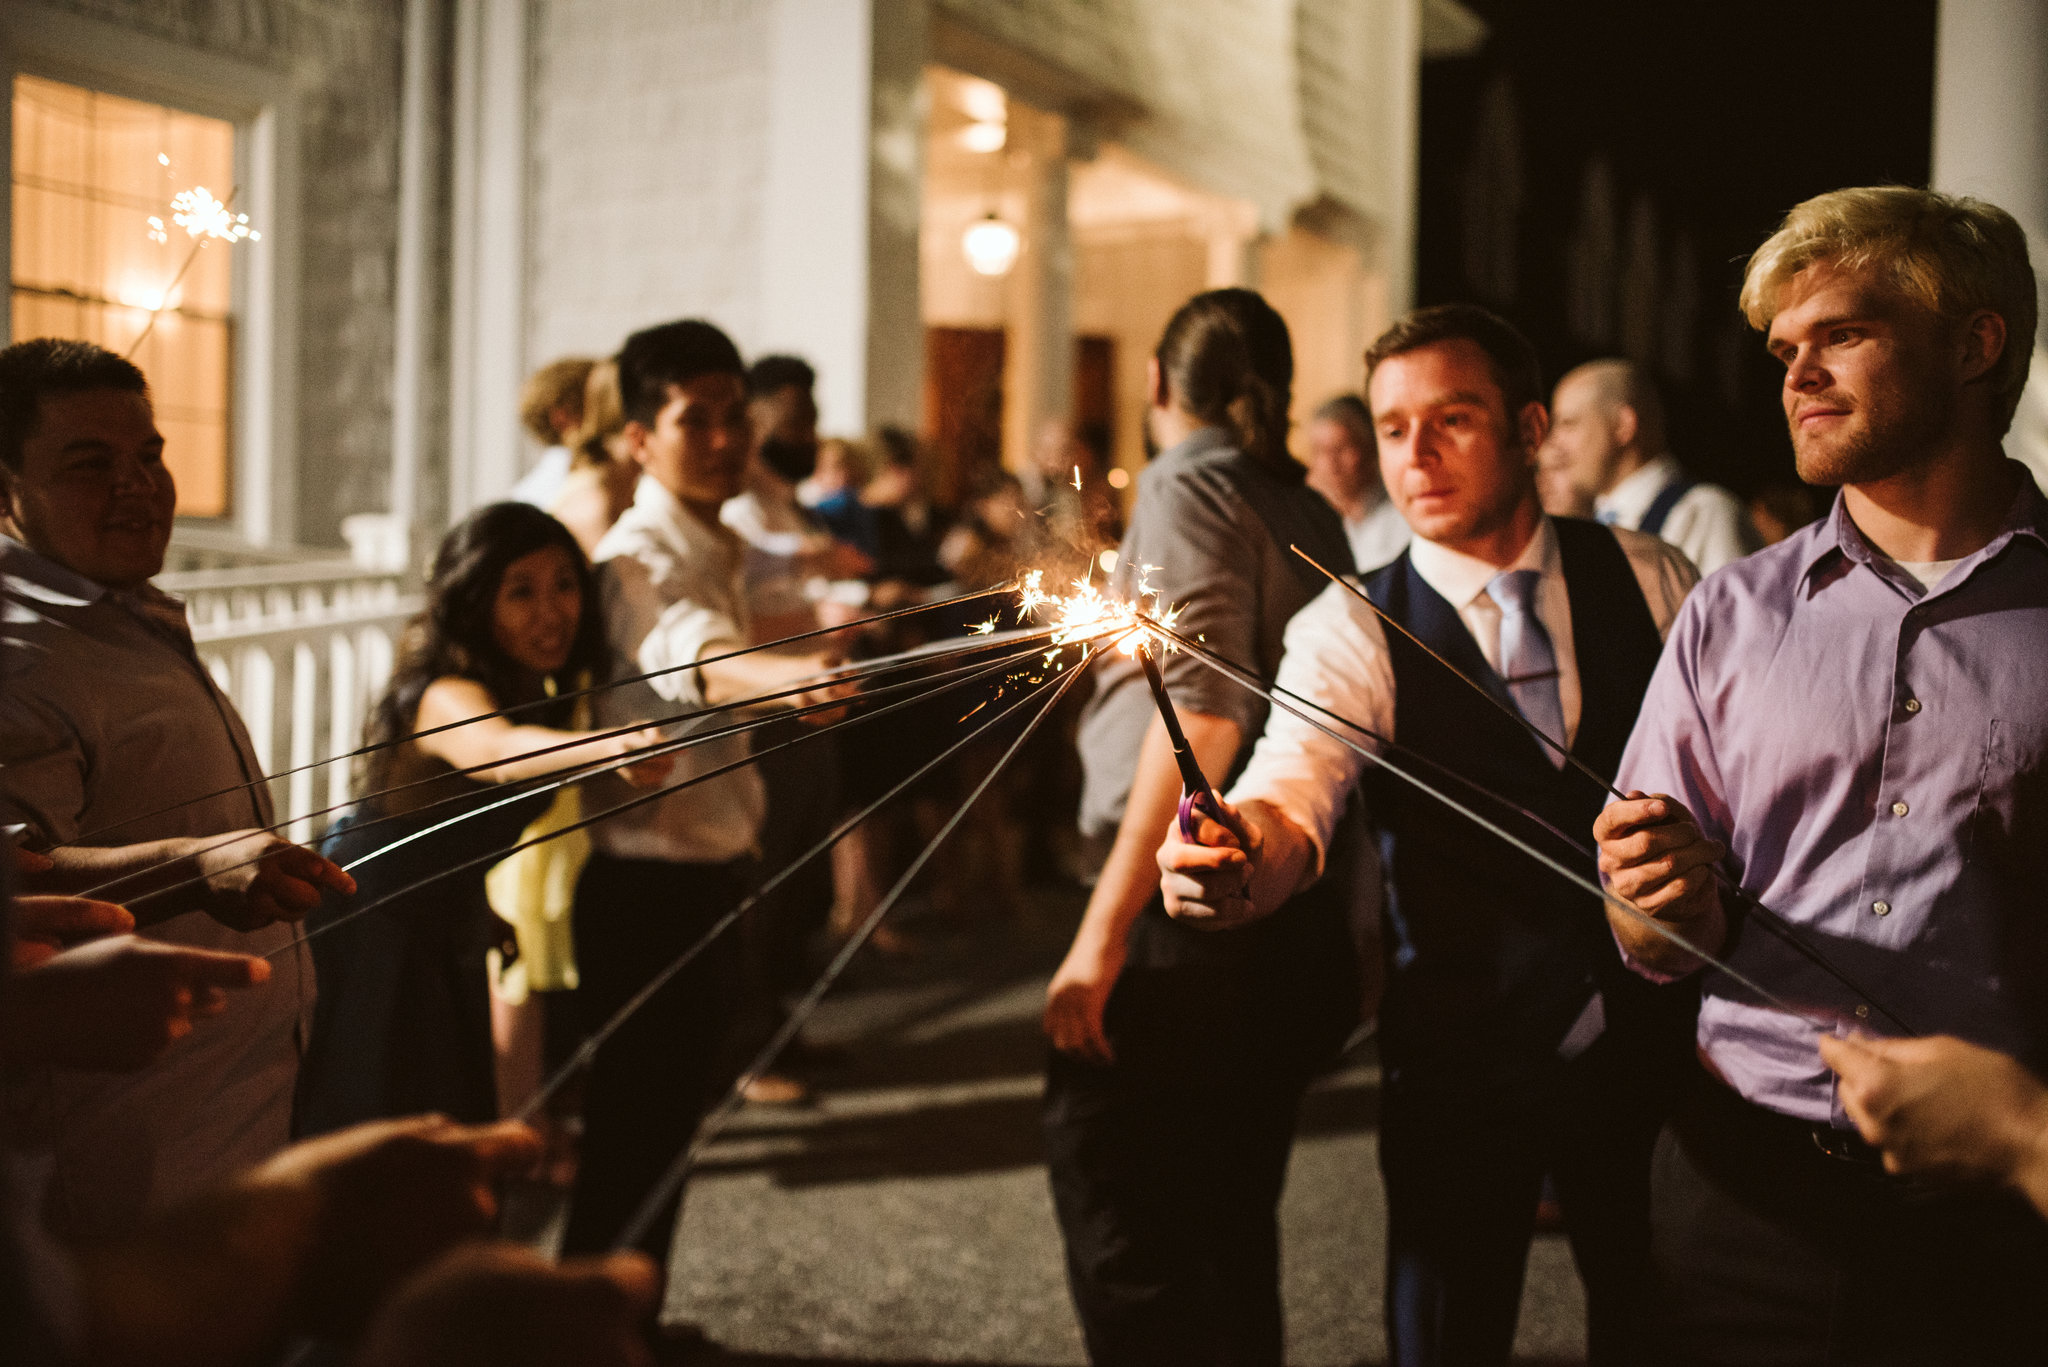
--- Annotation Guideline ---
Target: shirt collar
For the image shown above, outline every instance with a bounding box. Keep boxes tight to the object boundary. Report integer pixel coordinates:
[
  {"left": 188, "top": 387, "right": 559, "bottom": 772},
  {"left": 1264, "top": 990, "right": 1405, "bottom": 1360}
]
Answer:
[
  {"left": 1409, "top": 515, "right": 1557, "bottom": 611},
  {"left": 1593, "top": 453, "right": 1683, "bottom": 524},
  {"left": 0, "top": 534, "right": 112, "bottom": 606},
  {"left": 1154, "top": 426, "right": 1237, "bottom": 467},
  {"left": 632, "top": 475, "right": 740, "bottom": 559},
  {"left": 1800, "top": 459, "right": 2048, "bottom": 596}
]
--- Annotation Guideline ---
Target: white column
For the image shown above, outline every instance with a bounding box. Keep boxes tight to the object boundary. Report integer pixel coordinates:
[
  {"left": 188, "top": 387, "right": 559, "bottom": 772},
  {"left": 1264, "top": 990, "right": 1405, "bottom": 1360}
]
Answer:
[
  {"left": 1933, "top": 0, "right": 2048, "bottom": 489},
  {"left": 758, "top": 0, "right": 927, "bottom": 436},
  {"left": 447, "top": 0, "right": 528, "bottom": 517},
  {"left": 1000, "top": 101, "right": 1073, "bottom": 474},
  {"left": 387, "top": 0, "right": 445, "bottom": 553}
]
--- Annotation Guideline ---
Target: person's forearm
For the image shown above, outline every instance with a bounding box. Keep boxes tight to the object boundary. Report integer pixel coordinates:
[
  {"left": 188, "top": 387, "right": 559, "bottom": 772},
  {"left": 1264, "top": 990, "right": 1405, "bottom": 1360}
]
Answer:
[
  {"left": 427, "top": 722, "right": 631, "bottom": 786},
  {"left": 699, "top": 649, "right": 824, "bottom": 707},
  {"left": 40, "top": 843, "right": 209, "bottom": 926},
  {"left": 1604, "top": 894, "right": 1726, "bottom": 979},
  {"left": 1077, "top": 713, "right": 1242, "bottom": 953}
]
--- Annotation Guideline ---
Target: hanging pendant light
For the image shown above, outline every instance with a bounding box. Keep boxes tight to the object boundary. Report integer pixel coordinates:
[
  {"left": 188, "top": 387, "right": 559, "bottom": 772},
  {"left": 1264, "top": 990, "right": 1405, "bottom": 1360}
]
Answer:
[{"left": 963, "top": 211, "right": 1021, "bottom": 277}]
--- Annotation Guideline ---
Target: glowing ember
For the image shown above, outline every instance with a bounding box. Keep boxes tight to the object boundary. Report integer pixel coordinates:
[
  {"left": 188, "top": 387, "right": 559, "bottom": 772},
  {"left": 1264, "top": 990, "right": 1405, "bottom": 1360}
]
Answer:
[
  {"left": 1071, "top": 465, "right": 1083, "bottom": 491},
  {"left": 1015, "top": 566, "right": 1180, "bottom": 658},
  {"left": 168, "top": 186, "right": 261, "bottom": 243}
]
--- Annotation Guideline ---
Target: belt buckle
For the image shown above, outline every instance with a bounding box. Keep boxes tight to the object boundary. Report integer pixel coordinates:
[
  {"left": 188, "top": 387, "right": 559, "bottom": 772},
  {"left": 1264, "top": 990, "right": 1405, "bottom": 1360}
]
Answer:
[{"left": 1809, "top": 1124, "right": 1878, "bottom": 1166}]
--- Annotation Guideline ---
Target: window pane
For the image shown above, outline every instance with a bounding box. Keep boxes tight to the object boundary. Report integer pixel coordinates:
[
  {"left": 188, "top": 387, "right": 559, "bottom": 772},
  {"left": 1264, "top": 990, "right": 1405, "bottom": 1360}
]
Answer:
[{"left": 10, "top": 74, "right": 237, "bottom": 520}]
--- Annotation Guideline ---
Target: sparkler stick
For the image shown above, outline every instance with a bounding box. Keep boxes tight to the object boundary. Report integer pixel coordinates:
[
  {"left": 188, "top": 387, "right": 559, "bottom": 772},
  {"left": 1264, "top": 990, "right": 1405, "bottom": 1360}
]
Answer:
[
  {"left": 612, "top": 630, "right": 1118, "bottom": 1254},
  {"left": 266, "top": 638, "right": 1051, "bottom": 957},
  {"left": 1157, "top": 620, "right": 1907, "bottom": 1034},
  {"left": 1135, "top": 643, "right": 1224, "bottom": 840},
  {"left": 62, "top": 582, "right": 1023, "bottom": 849},
  {"left": 514, "top": 639, "right": 1083, "bottom": 1125},
  {"left": 81, "top": 629, "right": 1052, "bottom": 904},
  {"left": 1284, "top": 547, "right": 1919, "bottom": 1034}
]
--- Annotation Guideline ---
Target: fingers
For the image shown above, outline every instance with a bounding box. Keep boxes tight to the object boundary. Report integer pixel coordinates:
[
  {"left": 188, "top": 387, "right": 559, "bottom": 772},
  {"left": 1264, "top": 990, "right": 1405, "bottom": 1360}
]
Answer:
[
  {"left": 11, "top": 844, "right": 55, "bottom": 876},
  {"left": 171, "top": 944, "right": 273, "bottom": 990},
  {"left": 1593, "top": 793, "right": 1687, "bottom": 842},
  {"left": 581, "top": 1250, "right": 661, "bottom": 1321},
  {"left": 12, "top": 893, "right": 134, "bottom": 944},
  {"left": 454, "top": 1119, "right": 546, "bottom": 1181}
]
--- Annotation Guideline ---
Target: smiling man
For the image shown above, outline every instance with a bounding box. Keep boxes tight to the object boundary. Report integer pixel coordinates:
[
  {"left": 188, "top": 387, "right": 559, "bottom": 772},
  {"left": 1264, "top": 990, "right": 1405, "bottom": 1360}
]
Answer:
[
  {"left": 1157, "top": 305, "right": 1697, "bottom": 1367},
  {"left": 0, "top": 338, "right": 352, "bottom": 1241},
  {"left": 1593, "top": 188, "right": 2048, "bottom": 1363},
  {"left": 564, "top": 320, "right": 839, "bottom": 1313}
]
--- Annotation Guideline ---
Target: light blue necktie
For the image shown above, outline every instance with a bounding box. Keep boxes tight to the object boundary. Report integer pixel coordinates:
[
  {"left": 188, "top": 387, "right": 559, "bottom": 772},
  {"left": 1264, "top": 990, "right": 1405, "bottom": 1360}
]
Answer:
[{"left": 1488, "top": 568, "right": 1567, "bottom": 767}]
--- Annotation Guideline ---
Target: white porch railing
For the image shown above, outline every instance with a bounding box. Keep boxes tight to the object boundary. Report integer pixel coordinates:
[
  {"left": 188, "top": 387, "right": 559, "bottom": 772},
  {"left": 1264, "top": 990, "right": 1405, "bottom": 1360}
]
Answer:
[{"left": 161, "top": 558, "right": 424, "bottom": 840}]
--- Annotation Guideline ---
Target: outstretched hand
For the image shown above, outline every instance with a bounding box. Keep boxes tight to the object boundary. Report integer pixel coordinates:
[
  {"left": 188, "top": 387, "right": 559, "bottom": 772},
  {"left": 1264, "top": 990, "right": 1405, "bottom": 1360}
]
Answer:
[
  {"left": 9, "top": 892, "right": 134, "bottom": 968},
  {"left": 355, "top": 1243, "right": 659, "bottom": 1367},
  {"left": 192, "top": 829, "right": 357, "bottom": 930},
  {"left": 240, "top": 1114, "right": 545, "bottom": 1339},
  {"left": 1157, "top": 796, "right": 1263, "bottom": 930},
  {"left": 2, "top": 934, "right": 270, "bottom": 1070},
  {"left": 1819, "top": 1033, "right": 2048, "bottom": 1210}
]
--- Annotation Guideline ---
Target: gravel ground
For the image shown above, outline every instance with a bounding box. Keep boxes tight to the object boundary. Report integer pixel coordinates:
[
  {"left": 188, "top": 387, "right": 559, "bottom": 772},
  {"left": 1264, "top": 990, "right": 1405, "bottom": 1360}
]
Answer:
[{"left": 652, "top": 897, "right": 1588, "bottom": 1365}]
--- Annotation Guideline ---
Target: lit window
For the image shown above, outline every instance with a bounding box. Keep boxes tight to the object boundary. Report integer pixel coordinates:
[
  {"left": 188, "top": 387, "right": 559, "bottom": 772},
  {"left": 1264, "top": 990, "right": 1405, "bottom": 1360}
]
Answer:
[{"left": 10, "top": 74, "right": 237, "bottom": 518}]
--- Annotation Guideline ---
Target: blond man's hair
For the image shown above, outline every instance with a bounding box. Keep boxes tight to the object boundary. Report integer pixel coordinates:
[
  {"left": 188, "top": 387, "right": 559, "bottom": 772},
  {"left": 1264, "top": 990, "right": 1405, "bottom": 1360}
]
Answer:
[
  {"left": 1739, "top": 186, "right": 2038, "bottom": 432},
  {"left": 518, "top": 356, "right": 597, "bottom": 445}
]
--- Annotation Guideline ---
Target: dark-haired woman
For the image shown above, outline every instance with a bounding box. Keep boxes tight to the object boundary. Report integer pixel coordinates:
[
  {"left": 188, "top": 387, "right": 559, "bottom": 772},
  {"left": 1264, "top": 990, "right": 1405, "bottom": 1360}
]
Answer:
[
  {"left": 296, "top": 503, "right": 667, "bottom": 1135},
  {"left": 1042, "top": 289, "right": 1365, "bottom": 1366}
]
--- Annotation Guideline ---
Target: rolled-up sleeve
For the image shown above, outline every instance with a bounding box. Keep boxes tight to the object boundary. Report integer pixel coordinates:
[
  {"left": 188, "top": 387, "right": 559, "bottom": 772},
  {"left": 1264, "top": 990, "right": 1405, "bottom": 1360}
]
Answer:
[
  {"left": 1228, "top": 581, "right": 1397, "bottom": 870},
  {"left": 600, "top": 552, "right": 745, "bottom": 709}
]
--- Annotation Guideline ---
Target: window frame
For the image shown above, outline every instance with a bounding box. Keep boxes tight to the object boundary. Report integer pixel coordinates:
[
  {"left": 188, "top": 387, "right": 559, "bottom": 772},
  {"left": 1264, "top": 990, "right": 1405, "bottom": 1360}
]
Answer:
[{"left": 1, "top": 3, "right": 301, "bottom": 547}]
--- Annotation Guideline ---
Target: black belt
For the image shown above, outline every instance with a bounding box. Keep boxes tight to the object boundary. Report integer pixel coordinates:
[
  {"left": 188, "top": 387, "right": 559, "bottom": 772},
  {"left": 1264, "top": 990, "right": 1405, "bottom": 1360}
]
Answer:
[{"left": 1684, "top": 1063, "right": 1889, "bottom": 1172}]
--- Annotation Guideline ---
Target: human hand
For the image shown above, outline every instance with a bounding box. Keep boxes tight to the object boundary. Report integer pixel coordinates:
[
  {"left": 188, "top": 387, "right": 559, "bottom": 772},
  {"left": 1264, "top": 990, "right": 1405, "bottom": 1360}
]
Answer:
[
  {"left": 1044, "top": 931, "right": 1126, "bottom": 1064},
  {"left": 795, "top": 655, "right": 857, "bottom": 727},
  {"left": 192, "top": 829, "right": 357, "bottom": 931},
  {"left": 242, "top": 1115, "right": 545, "bottom": 1339},
  {"left": 354, "top": 1243, "right": 658, "bottom": 1367},
  {"left": 610, "top": 727, "right": 675, "bottom": 789},
  {"left": 1819, "top": 1033, "right": 2048, "bottom": 1204},
  {"left": 1157, "top": 797, "right": 1263, "bottom": 930},
  {"left": 2, "top": 934, "right": 269, "bottom": 1069},
  {"left": 10, "top": 842, "right": 54, "bottom": 880},
  {"left": 1593, "top": 792, "right": 1727, "bottom": 974},
  {"left": 9, "top": 892, "right": 134, "bottom": 968}
]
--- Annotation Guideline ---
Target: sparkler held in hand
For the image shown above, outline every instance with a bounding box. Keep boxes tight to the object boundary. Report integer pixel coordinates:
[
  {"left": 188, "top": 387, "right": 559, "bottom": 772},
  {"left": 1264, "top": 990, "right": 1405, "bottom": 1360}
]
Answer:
[{"left": 1136, "top": 642, "right": 1224, "bottom": 841}]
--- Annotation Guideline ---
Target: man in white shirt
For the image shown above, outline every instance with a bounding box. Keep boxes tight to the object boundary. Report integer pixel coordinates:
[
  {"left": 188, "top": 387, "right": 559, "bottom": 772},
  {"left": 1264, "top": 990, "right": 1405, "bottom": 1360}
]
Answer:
[
  {"left": 0, "top": 339, "right": 352, "bottom": 1242},
  {"left": 1305, "top": 394, "right": 1411, "bottom": 572},
  {"left": 1158, "top": 307, "right": 1698, "bottom": 1367},
  {"left": 562, "top": 321, "right": 838, "bottom": 1287},
  {"left": 1541, "top": 359, "right": 1760, "bottom": 574}
]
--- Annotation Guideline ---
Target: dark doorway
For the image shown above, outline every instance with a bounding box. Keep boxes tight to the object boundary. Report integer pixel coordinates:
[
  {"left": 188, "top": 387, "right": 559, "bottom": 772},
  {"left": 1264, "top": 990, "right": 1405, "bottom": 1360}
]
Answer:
[{"left": 922, "top": 326, "right": 1006, "bottom": 509}]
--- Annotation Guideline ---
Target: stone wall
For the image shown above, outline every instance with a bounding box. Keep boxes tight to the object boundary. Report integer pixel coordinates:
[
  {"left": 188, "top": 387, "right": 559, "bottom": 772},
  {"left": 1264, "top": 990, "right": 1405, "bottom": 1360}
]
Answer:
[{"left": 38, "top": 0, "right": 407, "bottom": 547}]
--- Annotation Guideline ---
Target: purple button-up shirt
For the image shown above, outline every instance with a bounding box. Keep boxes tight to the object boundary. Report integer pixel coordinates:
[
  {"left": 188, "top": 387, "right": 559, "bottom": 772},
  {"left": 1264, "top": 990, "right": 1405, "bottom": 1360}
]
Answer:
[{"left": 1616, "top": 466, "right": 2048, "bottom": 1125}]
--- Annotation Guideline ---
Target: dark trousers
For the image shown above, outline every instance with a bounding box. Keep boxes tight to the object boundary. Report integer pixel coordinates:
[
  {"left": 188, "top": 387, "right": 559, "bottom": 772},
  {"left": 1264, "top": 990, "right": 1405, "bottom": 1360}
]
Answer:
[
  {"left": 1380, "top": 1038, "right": 1663, "bottom": 1367},
  {"left": 559, "top": 854, "right": 748, "bottom": 1267},
  {"left": 1650, "top": 1067, "right": 2048, "bottom": 1366},
  {"left": 1043, "top": 1049, "right": 1307, "bottom": 1367}
]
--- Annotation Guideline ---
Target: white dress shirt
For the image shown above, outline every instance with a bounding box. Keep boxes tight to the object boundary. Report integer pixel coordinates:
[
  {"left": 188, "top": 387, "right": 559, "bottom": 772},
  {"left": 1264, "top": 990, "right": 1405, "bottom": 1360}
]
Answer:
[
  {"left": 1595, "top": 453, "right": 1759, "bottom": 576},
  {"left": 0, "top": 538, "right": 312, "bottom": 1241},
  {"left": 1345, "top": 494, "right": 1413, "bottom": 574},
  {"left": 589, "top": 478, "right": 766, "bottom": 864},
  {"left": 1231, "top": 518, "right": 1698, "bottom": 867}
]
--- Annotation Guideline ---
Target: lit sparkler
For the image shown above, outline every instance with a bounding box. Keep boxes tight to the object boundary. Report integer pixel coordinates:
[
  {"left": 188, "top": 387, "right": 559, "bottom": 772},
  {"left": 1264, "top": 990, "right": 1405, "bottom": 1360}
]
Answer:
[
  {"left": 1014, "top": 565, "right": 1181, "bottom": 657},
  {"left": 168, "top": 185, "right": 261, "bottom": 242}
]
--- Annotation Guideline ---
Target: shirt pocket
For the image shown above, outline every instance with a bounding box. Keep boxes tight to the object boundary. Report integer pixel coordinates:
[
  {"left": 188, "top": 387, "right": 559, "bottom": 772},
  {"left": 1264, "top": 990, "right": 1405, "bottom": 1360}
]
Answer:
[{"left": 1969, "top": 718, "right": 2048, "bottom": 878}]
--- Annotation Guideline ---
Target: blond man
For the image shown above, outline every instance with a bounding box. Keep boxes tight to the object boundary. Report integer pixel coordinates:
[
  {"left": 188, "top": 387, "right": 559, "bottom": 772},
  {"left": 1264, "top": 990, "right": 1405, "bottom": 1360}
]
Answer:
[{"left": 1595, "top": 187, "right": 2048, "bottom": 1362}]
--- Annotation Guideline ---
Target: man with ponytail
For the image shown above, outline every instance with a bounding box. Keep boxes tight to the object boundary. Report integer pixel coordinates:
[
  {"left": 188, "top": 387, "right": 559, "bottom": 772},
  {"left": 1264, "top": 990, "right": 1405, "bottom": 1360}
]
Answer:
[
  {"left": 1043, "top": 288, "right": 1363, "bottom": 1366},
  {"left": 1160, "top": 304, "right": 1699, "bottom": 1366}
]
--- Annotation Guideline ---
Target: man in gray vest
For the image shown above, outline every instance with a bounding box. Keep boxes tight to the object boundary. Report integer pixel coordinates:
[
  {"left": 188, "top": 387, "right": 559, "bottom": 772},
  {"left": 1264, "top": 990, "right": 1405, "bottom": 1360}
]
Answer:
[{"left": 1542, "top": 359, "right": 1760, "bottom": 574}]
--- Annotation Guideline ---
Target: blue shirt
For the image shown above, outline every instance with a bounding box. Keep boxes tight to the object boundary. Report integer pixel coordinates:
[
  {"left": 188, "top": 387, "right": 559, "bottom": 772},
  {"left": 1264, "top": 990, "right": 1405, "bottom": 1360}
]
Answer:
[{"left": 1617, "top": 466, "right": 2048, "bottom": 1125}]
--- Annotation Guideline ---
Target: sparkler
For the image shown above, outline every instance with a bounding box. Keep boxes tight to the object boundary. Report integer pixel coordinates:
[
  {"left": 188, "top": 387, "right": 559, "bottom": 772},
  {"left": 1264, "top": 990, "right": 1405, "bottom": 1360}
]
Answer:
[
  {"left": 1137, "top": 645, "right": 1223, "bottom": 840},
  {"left": 124, "top": 182, "right": 259, "bottom": 361}
]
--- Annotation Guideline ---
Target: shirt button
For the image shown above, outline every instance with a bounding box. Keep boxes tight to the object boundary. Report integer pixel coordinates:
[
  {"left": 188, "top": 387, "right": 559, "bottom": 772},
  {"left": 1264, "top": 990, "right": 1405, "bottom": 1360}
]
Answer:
[
  {"left": 1872, "top": 900, "right": 1892, "bottom": 917},
  {"left": 1891, "top": 801, "right": 1909, "bottom": 817},
  {"left": 1903, "top": 697, "right": 1922, "bottom": 714}
]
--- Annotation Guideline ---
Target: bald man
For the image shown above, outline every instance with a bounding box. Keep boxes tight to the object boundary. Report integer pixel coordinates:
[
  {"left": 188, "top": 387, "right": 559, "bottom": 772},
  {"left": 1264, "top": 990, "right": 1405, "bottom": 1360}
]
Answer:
[{"left": 1541, "top": 360, "right": 1760, "bottom": 574}]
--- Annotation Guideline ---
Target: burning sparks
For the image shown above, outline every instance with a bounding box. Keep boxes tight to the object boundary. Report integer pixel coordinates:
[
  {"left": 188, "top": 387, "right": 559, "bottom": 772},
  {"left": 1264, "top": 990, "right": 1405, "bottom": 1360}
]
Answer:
[
  {"left": 166, "top": 186, "right": 261, "bottom": 243},
  {"left": 1014, "top": 566, "right": 1180, "bottom": 658},
  {"left": 971, "top": 617, "right": 998, "bottom": 635},
  {"left": 1071, "top": 465, "right": 1083, "bottom": 491}
]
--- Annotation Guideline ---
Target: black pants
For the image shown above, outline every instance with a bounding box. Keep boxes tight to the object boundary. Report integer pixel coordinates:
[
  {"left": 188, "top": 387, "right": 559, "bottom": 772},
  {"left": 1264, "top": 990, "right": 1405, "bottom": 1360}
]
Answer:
[
  {"left": 1379, "top": 1036, "right": 1665, "bottom": 1367},
  {"left": 1650, "top": 1067, "right": 2048, "bottom": 1366},
  {"left": 1043, "top": 1050, "right": 1307, "bottom": 1367},
  {"left": 1042, "top": 899, "right": 1357, "bottom": 1367},
  {"left": 559, "top": 854, "right": 748, "bottom": 1267}
]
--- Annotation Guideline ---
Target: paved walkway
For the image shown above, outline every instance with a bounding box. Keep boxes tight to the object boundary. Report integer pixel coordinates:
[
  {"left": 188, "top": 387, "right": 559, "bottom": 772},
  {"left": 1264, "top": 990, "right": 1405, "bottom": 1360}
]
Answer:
[{"left": 663, "top": 898, "right": 1588, "bottom": 1366}]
